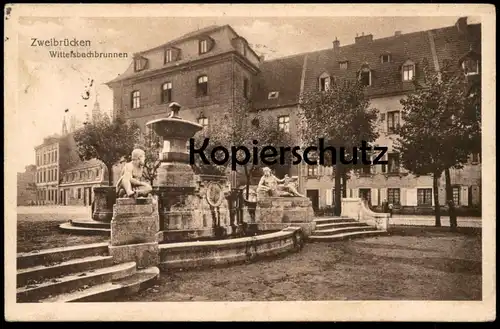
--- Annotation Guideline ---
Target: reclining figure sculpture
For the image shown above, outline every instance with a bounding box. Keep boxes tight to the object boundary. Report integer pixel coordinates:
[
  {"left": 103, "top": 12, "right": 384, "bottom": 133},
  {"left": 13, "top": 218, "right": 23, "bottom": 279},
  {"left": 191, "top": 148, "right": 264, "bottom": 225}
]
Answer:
[{"left": 256, "top": 167, "right": 306, "bottom": 198}]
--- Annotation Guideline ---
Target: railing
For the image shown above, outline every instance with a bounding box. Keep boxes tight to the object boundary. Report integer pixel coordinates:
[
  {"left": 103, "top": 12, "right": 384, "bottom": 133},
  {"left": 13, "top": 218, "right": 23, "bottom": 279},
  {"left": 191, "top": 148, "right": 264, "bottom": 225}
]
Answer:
[{"left": 341, "top": 198, "right": 390, "bottom": 231}]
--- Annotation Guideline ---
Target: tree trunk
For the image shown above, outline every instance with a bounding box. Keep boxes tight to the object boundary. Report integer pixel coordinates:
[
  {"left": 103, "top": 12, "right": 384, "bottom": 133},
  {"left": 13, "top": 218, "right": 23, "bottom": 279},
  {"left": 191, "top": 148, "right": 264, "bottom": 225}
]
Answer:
[
  {"left": 334, "top": 164, "right": 342, "bottom": 216},
  {"left": 107, "top": 164, "right": 113, "bottom": 186},
  {"left": 341, "top": 170, "right": 347, "bottom": 197},
  {"left": 244, "top": 165, "right": 250, "bottom": 199},
  {"left": 432, "top": 172, "right": 441, "bottom": 227},
  {"left": 444, "top": 168, "right": 458, "bottom": 231}
]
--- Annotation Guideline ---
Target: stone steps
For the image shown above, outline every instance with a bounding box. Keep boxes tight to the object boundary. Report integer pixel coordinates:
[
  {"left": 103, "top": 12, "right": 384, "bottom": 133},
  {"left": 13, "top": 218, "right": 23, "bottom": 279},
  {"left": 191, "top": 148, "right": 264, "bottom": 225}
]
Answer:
[
  {"left": 315, "top": 221, "right": 369, "bottom": 229},
  {"left": 313, "top": 217, "right": 356, "bottom": 225},
  {"left": 17, "top": 242, "right": 110, "bottom": 269},
  {"left": 17, "top": 261, "right": 137, "bottom": 303},
  {"left": 311, "top": 225, "right": 377, "bottom": 236},
  {"left": 310, "top": 217, "right": 387, "bottom": 242},
  {"left": 59, "top": 222, "right": 110, "bottom": 236},
  {"left": 38, "top": 267, "right": 160, "bottom": 303},
  {"left": 17, "top": 242, "right": 159, "bottom": 303},
  {"left": 17, "top": 255, "right": 114, "bottom": 288},
  {"left": 309, "top": 229, "right": 388, "bottom": 242}
]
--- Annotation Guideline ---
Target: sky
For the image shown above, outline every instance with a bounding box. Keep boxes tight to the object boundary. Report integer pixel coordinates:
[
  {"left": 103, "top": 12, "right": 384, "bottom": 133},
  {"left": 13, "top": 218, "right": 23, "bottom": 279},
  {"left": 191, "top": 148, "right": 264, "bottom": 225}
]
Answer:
[{"left": 15, "top": 15, "right": 481, "bottom": 172}]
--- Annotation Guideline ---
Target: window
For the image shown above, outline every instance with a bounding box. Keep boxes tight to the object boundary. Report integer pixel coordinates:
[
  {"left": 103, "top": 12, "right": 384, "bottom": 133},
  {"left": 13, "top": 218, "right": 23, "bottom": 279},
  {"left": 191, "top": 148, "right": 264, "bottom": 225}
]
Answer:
[
  {"left": 197, "top": 75, "right": 208, "bottom": 96},
  {"left": 388, "top": 153, "right": 400, "bottom": 173},
  {"left": 319, "top": 76, "right": 331, "bottom": 92},
  {"left": 268, "top": 91, "right": 279, "bottom": 99},
  {"left": 243, "top": 77, "right": 249, "bottom": 99},
  {"left": 307, "top": 165, "right": 317, "bottom": 176},
  {"left": 161, "top": 82, "right": 172, "bottom": 103},
  {"left": 134, "top": 57, "right": 146, "bottom": 72},
  {"left": 462, "top": 59, "right": 479, "bottom": 76},
  {"left": 278, "top": 115, "right": 290, "bottom": 133},
  {"left": 96, "top": 169, "right": 100, "bottom": 178},
  {"left": 199, "top": 39, "right": 209, "bottom": 54},
  {"left": 131, "top": 91, "right": 140, "bottom": 109},
  {"left": 43, "top": 154, "right": 47, "bottom": 165},
  {"left": 77, "top": 188, "right": 82, "bottom": 199},
  {"left": 198, "top": 117, "right": 209, "bottom": 129},
  {"left": 387, "top": 188, "right": 401, "bottom": 206},
  {"left": 387, "top": 111, "right": 400, "bottom": 134},
  {"left": 452, "top": 186, "right": 460, "bottom": 205},
  {"left": 339, "top": 61, "right": 348, "bottom": 70},
  {"left": 55, "top": 150, "right": 58, "bottom": 161},
  {"left": 164, "top": 49, "right": 173, "bottom": 63},
  {"left": 43, "top": 170, "right": 46, "bottom": 182},
  {"left": 403, "top": 64, "right": 415, "bottom": 81},
  {"left": 359, "top": 69, "right": 371, "bottom": 86},
  {"left": 417, "top": 188, "right": 432, "bottom": 206},
  {"left": 380, "top": 54, "right": 391, "bottom": 63}
]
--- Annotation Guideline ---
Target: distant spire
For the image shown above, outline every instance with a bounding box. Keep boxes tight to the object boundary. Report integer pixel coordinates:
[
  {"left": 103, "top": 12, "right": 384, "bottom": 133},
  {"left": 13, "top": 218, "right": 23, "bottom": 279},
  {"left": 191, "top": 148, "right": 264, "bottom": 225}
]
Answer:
[
  {"left": 61, "top": 115, "right": 68, "bottom": 135},
  {"left": 92, "top": 90, "right": 101, "bottom": 123}
]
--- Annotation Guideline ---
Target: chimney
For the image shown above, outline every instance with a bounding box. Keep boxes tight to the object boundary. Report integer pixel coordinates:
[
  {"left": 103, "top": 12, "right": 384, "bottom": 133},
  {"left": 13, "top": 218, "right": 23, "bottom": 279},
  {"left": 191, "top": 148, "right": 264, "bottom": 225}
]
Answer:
[
  {"left": 332, "top": 37, "right": 340, "bottom": 52},
  {"left": 456, "top": 17, "right": 468, "bottom": 34},
  {"left": 259, "top": 55, "right": 265, "bottom": 62},
  {"left": 355, "top": 33, "right": 373, "bottom": 44},
  {"left": 394, "top": 31, "right": 402, "bottom": 36}
]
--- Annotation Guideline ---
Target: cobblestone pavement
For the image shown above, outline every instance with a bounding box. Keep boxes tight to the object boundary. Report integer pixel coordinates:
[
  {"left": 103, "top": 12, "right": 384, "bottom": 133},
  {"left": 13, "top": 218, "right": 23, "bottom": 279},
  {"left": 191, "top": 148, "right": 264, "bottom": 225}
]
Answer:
[{"left": 119, "top": 228, "right": 481, "bottom": 301}]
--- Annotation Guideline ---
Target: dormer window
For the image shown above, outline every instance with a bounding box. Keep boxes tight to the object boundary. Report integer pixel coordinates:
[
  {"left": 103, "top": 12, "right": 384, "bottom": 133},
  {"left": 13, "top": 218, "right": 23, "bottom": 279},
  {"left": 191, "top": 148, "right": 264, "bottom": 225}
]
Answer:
[
  {"left": 134, "top": 56, "right": 147, "bottom": 72},
  {"left": 359, "top": 66, "right": 371, "bottom": 87},
  {"left": 165, "top": 49, "right": 173, "bottom": 63},
  {"left": 199, "top": 39, "right": 209, "bottom": 54},
  {"left": 319, "top": 72, "right": 332, "bottom": 92},
  {"left": 339, "top": 61, "right": 349, "bottom": 70},
  {"left": 268, "top": 91, "right": 279, "bottom": 99},
  {"left": 402, "top": 60, "right": 415, "bottom": 81},
  {"left": 380, "top": 53, "right": 391, "bottom": 63},
  {"left": 462, "top": 58, "right": 479, "bottom": 76}
]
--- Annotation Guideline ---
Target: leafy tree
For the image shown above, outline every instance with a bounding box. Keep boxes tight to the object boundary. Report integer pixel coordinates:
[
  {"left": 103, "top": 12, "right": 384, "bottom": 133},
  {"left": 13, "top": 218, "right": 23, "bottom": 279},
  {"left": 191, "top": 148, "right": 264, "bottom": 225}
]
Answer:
[
  {"left": 73, "top": 113, "right": 141, "bottom": 186},
  {"left": 395, "top": 60, "right": 481, "bottom": 230},
  {"left": 137, "top": 131, "right": 162, "bottom": 187},
  {"left": 299, "top": 80, "right": 379, "bottom": 216}
]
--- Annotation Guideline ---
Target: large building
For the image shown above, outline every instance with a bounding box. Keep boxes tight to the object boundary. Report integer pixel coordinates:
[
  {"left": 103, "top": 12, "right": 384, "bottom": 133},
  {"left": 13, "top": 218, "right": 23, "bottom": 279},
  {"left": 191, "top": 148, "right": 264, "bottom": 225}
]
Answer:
[{"left": 106, "top": 17, "right": 481, "bottom": 214}]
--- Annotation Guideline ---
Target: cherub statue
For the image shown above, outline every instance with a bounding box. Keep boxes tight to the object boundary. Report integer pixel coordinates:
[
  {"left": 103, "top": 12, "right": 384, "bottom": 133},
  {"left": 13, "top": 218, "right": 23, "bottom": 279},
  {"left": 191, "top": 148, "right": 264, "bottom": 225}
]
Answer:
[{"left": 115, "top": 148, "right": 153, "bottom": 198}]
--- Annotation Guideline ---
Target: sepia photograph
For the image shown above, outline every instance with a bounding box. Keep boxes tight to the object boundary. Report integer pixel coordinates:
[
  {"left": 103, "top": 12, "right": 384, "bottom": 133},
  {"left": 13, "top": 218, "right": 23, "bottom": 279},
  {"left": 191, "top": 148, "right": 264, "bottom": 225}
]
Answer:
[{"left": 4, "top": 3, "right": 496, "bottom": 322}]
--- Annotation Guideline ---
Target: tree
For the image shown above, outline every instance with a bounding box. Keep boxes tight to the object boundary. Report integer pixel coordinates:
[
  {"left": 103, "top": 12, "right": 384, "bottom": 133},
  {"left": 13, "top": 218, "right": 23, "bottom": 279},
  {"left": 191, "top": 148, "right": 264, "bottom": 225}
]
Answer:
[
  {"left": 395, "top": 60, "right": 481, "bottom": 230},
  {"left": 138, "top": 131, "right": 162, "bottom": 187},
  {"left": 73, "top": 113, "right": 141, "bottom": 186},
  {"left": 299, "top": 80, "right": 379, "bottom": 216}
]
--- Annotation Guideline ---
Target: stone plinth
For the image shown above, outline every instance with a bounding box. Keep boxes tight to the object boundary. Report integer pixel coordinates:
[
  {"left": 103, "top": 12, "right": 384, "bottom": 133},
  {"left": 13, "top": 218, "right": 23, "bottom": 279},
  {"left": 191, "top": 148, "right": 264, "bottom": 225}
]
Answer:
[
  {"left": 92, "top": 186, "right": 116, "bottom": 222},
  {"left": 109, "top": 197, "right": 160, "bottom": 268},
  {"left": 248, "top": 196, "right": 316, "bottom": 237}
]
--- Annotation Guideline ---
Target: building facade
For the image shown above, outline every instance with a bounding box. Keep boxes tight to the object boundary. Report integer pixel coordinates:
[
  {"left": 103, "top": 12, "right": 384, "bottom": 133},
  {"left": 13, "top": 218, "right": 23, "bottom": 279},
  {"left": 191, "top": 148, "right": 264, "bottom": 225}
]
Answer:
[
  {"left": 59, "top": 159, "right": 107, "bottom": 206},
  {"left": 17, "top": 164, "right": 37, "bottom": 206},
  {"left": 106, "top": 18, "right": 482, "bottom": 214},
  {"left": 34, "top": 135, "right": 62, "bottom": 205}
]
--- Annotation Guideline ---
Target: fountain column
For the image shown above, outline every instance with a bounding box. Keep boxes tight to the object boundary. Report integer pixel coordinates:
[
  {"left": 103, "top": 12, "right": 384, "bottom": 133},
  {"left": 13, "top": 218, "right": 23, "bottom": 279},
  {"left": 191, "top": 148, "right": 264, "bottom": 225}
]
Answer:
[{"left": 146, "top": 103, "right": 216, "bottom": 241}]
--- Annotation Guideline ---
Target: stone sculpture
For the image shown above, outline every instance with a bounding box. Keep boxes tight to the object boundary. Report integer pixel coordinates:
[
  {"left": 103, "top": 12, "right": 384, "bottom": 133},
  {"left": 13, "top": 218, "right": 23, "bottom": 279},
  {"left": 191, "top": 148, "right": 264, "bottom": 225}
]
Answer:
[
  {"left": 256, "top": 167, "right": 305, "bottom": 199},
  {"left": 115, "top": 148, "right": 153, "bottom": 198}
]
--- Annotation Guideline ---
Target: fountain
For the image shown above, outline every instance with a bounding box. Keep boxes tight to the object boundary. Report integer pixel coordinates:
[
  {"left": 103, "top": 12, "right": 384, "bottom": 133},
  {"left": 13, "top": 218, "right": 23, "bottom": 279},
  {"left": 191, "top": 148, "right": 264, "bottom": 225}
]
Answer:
[{"left": 147, "top": 102, "right": 234, "bottom": 242}]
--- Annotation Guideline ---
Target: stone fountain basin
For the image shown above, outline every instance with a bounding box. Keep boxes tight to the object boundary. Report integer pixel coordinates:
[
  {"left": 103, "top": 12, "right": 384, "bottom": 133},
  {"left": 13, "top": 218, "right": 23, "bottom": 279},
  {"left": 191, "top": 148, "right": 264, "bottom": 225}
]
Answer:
[
  {"left": 146, "top": 117, "right": 203, "bottom": 139},
  {"left": 158, "top": 227, "right": 304, "bottom": 271}
]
